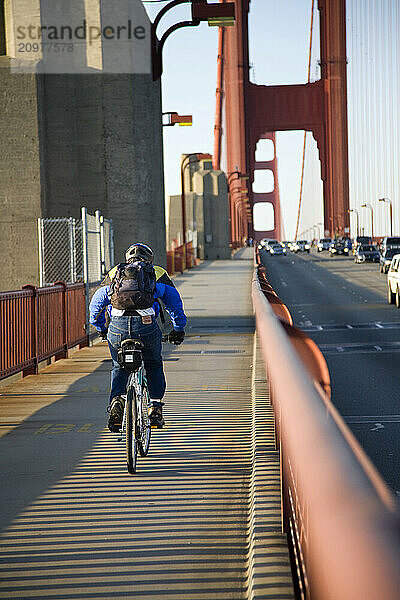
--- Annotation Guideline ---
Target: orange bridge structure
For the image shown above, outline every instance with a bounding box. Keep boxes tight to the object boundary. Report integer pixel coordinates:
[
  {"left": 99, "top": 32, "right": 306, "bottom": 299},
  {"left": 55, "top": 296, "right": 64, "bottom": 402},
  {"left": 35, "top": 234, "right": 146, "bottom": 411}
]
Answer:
[{"left": 213, "top": 0, "right": 350, "bottom": 244}]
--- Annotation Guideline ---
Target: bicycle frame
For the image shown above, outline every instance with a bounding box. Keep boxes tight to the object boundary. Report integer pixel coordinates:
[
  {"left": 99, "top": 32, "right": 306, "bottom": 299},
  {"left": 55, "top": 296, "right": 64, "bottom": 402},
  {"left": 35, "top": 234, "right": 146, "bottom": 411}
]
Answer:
[{"left": 116, "top": 363, "right": 146, "bottom": 439}]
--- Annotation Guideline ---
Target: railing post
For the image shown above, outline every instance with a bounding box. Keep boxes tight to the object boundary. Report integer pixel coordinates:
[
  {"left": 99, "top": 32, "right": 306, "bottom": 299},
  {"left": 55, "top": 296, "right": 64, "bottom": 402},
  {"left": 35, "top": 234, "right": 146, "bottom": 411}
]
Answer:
[
  {"left": 37, "top": 218, "right": 44, "bottom": 287},
  {"left": 22, "top": 285, "right": 38, "bottom": 376},
  {"left": 54, "top": 281, "right": 68, "bottom": 360}
]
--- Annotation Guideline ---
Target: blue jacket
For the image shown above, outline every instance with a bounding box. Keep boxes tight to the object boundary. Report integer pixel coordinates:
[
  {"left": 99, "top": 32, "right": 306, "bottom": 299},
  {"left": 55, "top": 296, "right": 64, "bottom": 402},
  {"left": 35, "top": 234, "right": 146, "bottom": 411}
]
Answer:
[{"left": 89, "top": 264, "right": 187, "bottom": 333}]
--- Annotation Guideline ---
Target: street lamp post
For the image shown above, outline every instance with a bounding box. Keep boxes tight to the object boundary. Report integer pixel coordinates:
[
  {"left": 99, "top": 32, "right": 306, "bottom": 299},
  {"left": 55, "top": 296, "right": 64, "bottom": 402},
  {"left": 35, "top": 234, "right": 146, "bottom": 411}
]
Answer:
[
  {"left": 151, "top": 1, "right": 236, "bottom": 80},
  {"left": 348, "top": 208, "right": 360, "bottom": 238},
  {"left": 181, "top": 153, "right": 212, "bottom": 267},
  {"left": 378, "top": 197, "right": 393, "bottom": 236},
  {"left": 361, "top": 203, "right": 374, "bottom": 240}
]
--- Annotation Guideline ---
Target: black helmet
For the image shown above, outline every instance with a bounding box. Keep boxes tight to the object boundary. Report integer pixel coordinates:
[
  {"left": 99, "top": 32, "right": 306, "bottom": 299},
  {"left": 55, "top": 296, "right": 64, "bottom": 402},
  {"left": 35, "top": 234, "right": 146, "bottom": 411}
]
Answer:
[{"left": 125, "top": 243, "right": 154, "bottom": 263}]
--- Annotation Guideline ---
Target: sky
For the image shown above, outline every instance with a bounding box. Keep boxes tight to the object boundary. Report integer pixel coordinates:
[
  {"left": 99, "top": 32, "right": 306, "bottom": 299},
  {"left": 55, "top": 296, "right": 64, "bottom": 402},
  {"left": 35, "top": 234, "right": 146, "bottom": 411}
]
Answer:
[{"left": 143, "top": 0, "right": 323, "bottom": 240}]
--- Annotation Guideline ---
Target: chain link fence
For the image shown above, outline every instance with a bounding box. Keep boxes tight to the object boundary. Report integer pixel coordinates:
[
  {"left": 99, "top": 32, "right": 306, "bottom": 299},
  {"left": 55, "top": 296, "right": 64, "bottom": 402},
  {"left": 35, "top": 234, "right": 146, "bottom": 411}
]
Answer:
[
  {"left": 38, "top": 208, "right": 114, "bottom": 332},
  {"left": 38, "top": 217, "right": 83, "bottom": 285}
]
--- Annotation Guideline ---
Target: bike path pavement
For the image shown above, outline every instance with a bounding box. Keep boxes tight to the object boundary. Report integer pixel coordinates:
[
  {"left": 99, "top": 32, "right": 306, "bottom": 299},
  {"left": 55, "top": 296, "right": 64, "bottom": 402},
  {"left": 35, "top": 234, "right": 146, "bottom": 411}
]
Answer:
[{"left": 0, "top": 249, "right": 294, "bottom": 599}]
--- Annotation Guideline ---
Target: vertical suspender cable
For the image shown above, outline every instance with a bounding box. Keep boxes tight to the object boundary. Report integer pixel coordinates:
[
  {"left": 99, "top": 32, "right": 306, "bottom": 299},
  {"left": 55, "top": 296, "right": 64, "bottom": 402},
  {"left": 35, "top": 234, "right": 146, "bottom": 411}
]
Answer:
[{"left": 294, "top": 0, "right": 315, "bottom": 241}]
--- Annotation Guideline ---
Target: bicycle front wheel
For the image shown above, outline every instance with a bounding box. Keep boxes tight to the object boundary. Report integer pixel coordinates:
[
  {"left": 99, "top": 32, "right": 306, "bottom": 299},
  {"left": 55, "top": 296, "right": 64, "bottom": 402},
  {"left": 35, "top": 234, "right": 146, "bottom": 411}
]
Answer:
[
  {"left": 139, "top": 384, "right": 151, "bottom": 457},
  {"left": 126, "top": 387, "right": 137, "bottom": 474}
]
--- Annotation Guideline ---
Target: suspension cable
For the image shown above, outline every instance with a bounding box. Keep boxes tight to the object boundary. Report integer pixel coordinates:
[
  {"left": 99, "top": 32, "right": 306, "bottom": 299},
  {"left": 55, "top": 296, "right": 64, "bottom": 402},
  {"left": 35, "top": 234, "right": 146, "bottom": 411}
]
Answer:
[{"left": 294, "top": 0, "right": 315, "bottom": 241}]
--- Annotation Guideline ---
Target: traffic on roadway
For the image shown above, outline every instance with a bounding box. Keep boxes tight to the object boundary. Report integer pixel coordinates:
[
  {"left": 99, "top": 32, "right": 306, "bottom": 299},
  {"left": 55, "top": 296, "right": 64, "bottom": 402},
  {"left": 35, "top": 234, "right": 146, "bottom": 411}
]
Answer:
[{"left": 259, "top": 242, "right": 400, "bottom": 496}]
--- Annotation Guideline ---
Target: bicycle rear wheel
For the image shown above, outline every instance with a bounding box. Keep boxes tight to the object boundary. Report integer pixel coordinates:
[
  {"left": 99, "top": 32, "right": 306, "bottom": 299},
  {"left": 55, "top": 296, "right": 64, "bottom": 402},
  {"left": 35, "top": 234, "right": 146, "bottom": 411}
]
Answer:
[
  {"left": 139, "top": 384, "right": 151, "bottom": 457},
  {"left": 126, "top": 387, "right": 137, "bottom": 474}
]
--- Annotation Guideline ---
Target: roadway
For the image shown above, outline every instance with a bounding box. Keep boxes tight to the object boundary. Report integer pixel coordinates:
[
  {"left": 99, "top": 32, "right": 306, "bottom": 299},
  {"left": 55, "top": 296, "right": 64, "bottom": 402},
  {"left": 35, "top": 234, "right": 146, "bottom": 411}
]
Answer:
[{"left": 259, "top": 247, "right": 400, "bottom": 497}]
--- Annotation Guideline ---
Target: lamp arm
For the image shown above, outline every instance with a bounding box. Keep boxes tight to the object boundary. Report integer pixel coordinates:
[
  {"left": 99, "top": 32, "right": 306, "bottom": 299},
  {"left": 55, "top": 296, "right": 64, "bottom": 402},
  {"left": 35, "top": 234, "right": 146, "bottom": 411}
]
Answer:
[
  {"left": 153, "top": 19, "right": 200, "bottom": 80},
  {"left": 153, "top": 0, "right": 191, "bottom": 33},
  {"left": 159, "top": 19, "right": 201, "bottom": 54}
]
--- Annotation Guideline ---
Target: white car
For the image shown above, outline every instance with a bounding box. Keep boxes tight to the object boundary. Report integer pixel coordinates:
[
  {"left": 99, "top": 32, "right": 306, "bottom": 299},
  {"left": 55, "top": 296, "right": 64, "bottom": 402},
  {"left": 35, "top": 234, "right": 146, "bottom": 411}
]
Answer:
[
  {"left": 387, "top": 254, "right": 400, "bottom": 307},
  {"left": 317, "top": 238, "right": 333, "bottom": 252},
  {"left": 294, "top": 240, "right": 311, "bottom": 253},
  {"left": 258, "top": 238, "right": 279, "bottom": 250}
]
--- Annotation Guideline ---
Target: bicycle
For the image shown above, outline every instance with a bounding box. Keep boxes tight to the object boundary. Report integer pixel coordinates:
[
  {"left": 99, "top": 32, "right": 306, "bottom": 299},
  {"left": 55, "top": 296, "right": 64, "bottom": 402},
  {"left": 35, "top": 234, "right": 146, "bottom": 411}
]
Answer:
[{"left": 114, "top": 339, "right": 151, "bottom": 474}]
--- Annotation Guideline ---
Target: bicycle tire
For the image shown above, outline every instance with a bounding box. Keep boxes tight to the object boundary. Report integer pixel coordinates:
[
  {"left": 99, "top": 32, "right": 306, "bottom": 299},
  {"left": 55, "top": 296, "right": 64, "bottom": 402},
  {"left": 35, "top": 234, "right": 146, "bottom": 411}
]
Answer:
[
  {"left": 126, "top": 387, "right": 137, "bottom": 474},
  {"left": 139, "top": 383, "right": 151, "bottom": 457}
]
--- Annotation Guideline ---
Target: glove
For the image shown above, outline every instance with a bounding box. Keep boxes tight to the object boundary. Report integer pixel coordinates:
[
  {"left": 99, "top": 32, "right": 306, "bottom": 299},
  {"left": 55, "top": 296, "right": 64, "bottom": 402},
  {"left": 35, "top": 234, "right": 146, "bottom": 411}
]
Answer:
[
  {"left": 168, "top": 329, "right": 185, "bottom": 345},
  {"left": 99, "top": 329, "right": 108, "bottom": 342}
]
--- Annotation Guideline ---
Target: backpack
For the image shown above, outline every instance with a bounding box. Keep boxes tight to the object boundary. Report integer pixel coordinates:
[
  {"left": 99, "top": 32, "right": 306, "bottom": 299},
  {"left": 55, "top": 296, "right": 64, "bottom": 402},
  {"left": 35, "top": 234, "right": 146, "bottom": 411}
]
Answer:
[{"left": 109, "top": 261, "right": 156, "bottom": 310}]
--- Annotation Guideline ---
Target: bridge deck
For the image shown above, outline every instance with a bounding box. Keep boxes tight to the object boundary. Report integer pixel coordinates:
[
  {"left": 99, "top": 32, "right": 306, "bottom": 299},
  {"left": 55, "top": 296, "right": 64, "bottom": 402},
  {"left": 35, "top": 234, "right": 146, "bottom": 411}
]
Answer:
[{"left": 0, "top": 249, "right": 294, "bottom": 599}]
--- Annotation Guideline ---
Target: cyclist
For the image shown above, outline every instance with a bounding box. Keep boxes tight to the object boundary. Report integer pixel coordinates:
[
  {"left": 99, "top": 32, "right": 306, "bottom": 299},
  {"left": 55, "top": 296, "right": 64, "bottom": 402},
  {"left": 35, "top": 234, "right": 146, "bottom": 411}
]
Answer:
[{"left": 89, "top": 243, "right": 187, "bottom": 431}]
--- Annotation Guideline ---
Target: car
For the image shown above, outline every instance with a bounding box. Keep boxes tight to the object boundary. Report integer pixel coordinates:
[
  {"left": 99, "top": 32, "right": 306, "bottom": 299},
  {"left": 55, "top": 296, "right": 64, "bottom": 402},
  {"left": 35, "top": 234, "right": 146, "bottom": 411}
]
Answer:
[
  {"left": 355, "top": 235, "right": 372, "bottom": 246},
  {"left": 329, "top": 238, "right": 352, "bottom": 256},
  {"left": 354, "top": 244, "right": 380, "bottom": 263},
  {"left": 380, "top": 237, "right": 400, "bottom": 255},
  {"left": 294, "top": 240, "right": 310, "bottom": 253},
  {"left": 342, "top": 237, "right": 353, "bottom": 252},
  {"left": 281, "top": 241, "right": 291, "bottom": 250},
  {"left": 387, "top": 254, "right": 400, "bottom": 306},
  {"left": 258, "top": 238, "right": 279, "bottom": 250},
  {"left": 268, "top": 243, "right": 287, "bottom": 256},
  {"left": 317, "top": 237, "right": 333, "bottom": 252},
  {"left": 380, "top": 247, "right": 400, "bottom": 273}
]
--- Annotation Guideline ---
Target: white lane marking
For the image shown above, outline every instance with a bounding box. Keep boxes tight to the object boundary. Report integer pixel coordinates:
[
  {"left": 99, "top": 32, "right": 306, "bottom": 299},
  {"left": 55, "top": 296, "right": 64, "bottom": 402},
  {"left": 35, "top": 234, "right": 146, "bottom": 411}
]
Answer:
[
  {"left": 374, "top": 345, "right": 383, "bottom": 351},
  {"left": 376, "top": 323, "right": 384, "bottom": 328},
  {"left": 337, "top": 346, "right": 344, "bottom": 352},
  {"left": 304, "top": 320, "right": 313, "bottom": 326},
  {"left": 370, "top": 423, "right": 384, "bottom": 431},
  {"left": 281, "top": 281, "right": 288, "bottom": 287},
  {"left": 346, "top": 324, "right": 353, "bottom": 329},
  {"left": 316, "top": 280, "right": 324, "bottom": 286}
]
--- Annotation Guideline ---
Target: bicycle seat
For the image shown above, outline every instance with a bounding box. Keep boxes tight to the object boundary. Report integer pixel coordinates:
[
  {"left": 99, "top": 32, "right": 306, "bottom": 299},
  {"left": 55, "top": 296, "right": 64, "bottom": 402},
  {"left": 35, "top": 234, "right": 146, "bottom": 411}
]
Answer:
[{"left": 121, "top": 339, "right": 144, "bottom": 350}]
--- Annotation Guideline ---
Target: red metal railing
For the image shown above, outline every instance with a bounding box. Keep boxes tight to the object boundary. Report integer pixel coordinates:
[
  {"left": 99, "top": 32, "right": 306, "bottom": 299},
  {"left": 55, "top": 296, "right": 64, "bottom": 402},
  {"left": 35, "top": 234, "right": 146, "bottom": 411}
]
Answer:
[
  {"left": 253, "top": 257, "right": 400, "bottom": 599},
  {"left": 185, "top": 241, "right": 194, "bottom": 268},
  {"left": 174, "top": 246, "right": 185, "bottom": 273},
  {"left": 0, "top": 283, "right": 88, "bottom": 381},
  {"left": 66, "top": 283, "right": 87, "bottom": 348},
  {"left": 0, "top": 288, "right": 35, "bottom": 379},
  {"left": 166, "top": 242, "right": 196, "bottom": 275},
  {"left": 166, "top": 251, "right": 175, "bottom": 276}
]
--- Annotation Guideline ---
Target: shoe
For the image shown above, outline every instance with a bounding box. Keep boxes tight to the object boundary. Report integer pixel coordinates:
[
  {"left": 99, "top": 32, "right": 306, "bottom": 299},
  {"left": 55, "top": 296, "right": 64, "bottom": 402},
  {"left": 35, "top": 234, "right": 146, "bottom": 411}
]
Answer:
[
  {"left": 108, "top": 396, "right": 125, "bottom": 432},
  {"left": 148, "top": 401, "right": 165, "bottom": 429}
]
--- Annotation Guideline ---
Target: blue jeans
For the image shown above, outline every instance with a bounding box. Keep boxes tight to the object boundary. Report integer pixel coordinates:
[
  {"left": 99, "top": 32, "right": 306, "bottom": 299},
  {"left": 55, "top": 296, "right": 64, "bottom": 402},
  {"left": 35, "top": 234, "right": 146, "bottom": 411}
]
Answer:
[{"left": 107, "top": 315, "right": 166, "bottom": 403}]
